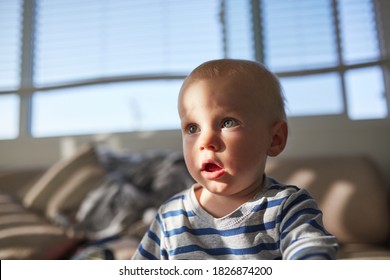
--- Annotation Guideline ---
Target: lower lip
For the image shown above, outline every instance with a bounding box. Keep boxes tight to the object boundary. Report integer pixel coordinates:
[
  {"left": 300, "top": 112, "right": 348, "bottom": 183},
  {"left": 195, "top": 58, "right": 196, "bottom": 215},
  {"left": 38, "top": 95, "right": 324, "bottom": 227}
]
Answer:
[{"left": 201, "top": 169, "right": 225, "bottom": 180}]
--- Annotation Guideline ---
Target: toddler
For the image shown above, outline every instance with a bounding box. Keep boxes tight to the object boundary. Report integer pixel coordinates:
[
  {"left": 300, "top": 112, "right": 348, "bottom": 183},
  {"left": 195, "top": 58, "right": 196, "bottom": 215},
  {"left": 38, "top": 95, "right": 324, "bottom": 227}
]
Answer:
[{"left": 132, "top": 59, "right": 338, "bottom": 260}]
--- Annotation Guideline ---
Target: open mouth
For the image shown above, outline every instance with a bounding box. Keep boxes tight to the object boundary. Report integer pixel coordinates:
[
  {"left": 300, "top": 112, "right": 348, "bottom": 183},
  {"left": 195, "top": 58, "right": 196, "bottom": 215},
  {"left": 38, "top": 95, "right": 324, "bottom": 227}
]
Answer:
[
  {"left": 201, "top": 161, "right": 225, "bottom": 179},
  {"left": 203, "top": 163, "right": 222, "bottom": 172}
]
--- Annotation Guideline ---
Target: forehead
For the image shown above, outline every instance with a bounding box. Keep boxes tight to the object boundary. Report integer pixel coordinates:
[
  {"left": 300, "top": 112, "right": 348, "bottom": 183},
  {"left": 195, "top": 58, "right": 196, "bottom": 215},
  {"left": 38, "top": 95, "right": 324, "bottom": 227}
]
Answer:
[
  {"left": 178, "top": 77, "right": 263, "bottom": 116},
  {"left": 178, "top": 60, "right": 284, "bottom": 122},
  {"left": 179, "top": 61, "right": 274, "bottom": 102}
]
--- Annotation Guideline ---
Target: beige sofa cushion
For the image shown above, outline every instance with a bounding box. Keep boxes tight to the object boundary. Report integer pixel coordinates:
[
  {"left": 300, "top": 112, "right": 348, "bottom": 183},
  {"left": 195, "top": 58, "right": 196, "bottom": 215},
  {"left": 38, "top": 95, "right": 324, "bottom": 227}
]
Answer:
[
  {"left": 0, "top": 193, "right": 82, "bottom": 259},
  {"left": 266, "top": 156, "right": 390, "bottom": 245},
  {"left": 0, "top": 169, "right": 45, "bottom": 199},
  {"left": 0, "top": 144, "right": 105, "bottom": 259},
  {"left": 22, "top": 144, "right": 106, "bottom": 222},
  {"left": 337, "top": 243, "right": 390, "bottom": 259}
]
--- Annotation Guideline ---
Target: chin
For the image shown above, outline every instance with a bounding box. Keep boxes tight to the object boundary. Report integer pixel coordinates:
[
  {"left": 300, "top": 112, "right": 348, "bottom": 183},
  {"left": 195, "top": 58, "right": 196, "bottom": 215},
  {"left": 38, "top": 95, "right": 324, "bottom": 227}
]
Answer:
[{"left": 204, "top": 182, "right": 237, "bottom": 196}]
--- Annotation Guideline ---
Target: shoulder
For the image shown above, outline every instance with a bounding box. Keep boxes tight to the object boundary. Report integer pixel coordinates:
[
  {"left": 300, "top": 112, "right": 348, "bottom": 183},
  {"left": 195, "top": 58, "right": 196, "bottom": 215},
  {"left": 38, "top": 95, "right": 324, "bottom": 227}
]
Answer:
[
  {"left": 262, "top": 176, "right": 317, "bottom": 208},
  {"left": 248, "top": 177, "right": 312, "bottom": 213},
  {"left": 263, "top": 176, "right": 306, "bottom": 196}
]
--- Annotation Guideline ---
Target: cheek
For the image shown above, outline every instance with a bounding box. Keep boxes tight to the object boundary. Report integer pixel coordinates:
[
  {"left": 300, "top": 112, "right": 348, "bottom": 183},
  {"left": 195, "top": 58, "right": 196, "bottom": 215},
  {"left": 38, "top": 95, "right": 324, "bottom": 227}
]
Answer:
[
  {"left": 183, "top": 139, "right": 198, "bottom": 175},
  {"left": 226, "top": 134, "right": 269, "bottom": 169},
  {"left": 183, "top": 137, "right": 196, "bottom": 154}
]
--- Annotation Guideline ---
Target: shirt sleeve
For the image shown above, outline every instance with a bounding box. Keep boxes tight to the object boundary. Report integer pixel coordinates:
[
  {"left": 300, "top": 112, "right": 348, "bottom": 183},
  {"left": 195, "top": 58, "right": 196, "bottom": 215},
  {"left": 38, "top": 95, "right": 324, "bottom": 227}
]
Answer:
[
  {"left": 278, "top": 188, "right": 339, "bottom": 260},
  {"left": 132, "top": 212, "right": 168, "bottom": 260}
]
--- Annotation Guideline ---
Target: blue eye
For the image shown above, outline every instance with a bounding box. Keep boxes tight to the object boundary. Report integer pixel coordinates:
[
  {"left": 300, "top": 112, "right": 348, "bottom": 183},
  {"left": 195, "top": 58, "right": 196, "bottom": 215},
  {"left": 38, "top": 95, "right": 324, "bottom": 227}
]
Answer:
[
  {"left": 222, "top": 119, "right": 238, "bottom": 128},
  {"left": 186, "top": 124, "right": 199, "bottom": 134}
]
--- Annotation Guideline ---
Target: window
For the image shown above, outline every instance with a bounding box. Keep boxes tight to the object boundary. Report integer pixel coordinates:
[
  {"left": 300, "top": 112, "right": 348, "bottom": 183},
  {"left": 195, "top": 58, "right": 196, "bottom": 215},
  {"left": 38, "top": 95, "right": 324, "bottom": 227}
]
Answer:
[
  {"left": 345, "top": 66, "right": 387, "bottom": 120},
  {"left": 0, "top": 0, "right": 388, "bottom": 139},
  {"left": 0, "top": 95, "right": 20, "bottom": 139},
  {"left": 259, "top": 0, "right": 387, "bottom": 119},
  {"left": 338, "top": 0, "right": 387, "bottom": 120},
  {"left": 32, "top": 80, "right": 182, "bottom": 137},
  {"left": 32, "top": 0, "right": 222, "bottom": 137},
  {"left": 281, "top": 73, "right": 343, "bottom": 116},
  {"left": 0, "top": 1, "right": 21, "bottom": 140}
]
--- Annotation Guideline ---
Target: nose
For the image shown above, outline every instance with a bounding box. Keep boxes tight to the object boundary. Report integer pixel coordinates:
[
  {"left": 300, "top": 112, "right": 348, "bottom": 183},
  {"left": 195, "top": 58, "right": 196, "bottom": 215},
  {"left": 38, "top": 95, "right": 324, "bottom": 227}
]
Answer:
[{"left": 199, "top": 129, "right": 220, "bottom": 151}]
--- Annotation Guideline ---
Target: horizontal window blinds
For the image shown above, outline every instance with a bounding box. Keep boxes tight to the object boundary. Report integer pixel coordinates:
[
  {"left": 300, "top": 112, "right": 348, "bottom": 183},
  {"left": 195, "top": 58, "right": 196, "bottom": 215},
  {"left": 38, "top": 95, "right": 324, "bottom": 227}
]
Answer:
[
  {"left": 0, "top": 0, "right": 22, "bottom": 90},
  {"left": 262, "top": 0, "right": 338, "bottom": 72},
  {"left": 35, "top": 0, "right": 223, "bottom": 86},
  {"left": 224, "top": 0, "right": 254, "bottom": 60},
  {"left": 338, "top": 0, "right": 380, "bottom": 64}
]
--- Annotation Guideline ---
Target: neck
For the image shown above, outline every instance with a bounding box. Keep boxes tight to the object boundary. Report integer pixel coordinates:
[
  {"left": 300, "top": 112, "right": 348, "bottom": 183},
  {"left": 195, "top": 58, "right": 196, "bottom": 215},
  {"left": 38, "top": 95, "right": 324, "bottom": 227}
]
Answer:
[{"left": 195, "top": 181, "right": 263, "bottom": 218}]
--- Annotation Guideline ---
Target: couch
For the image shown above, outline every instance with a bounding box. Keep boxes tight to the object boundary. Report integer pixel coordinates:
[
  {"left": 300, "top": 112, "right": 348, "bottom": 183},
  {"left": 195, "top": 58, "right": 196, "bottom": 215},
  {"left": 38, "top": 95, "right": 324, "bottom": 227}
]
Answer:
[
  {"left": 0, "top": 144, "right": 105, "bottom": 259},
  {"left": 266, "top": 156, "right": 390, "bottom": 259},
  {"left": 0, "top": 143, "right": 389, "bottom": 259}
]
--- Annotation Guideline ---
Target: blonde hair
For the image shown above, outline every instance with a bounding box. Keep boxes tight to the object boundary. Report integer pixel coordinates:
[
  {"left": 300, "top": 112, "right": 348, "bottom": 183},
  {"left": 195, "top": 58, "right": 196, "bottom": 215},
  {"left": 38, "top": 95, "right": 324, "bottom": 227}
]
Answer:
[{"left": 179, "top": 59, "right": 286, "bottom": 122}]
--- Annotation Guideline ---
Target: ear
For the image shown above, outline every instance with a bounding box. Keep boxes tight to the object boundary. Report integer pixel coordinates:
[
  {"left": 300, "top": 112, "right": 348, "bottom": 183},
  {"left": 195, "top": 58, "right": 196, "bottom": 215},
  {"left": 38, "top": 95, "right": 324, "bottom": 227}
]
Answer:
[{"left": 267, "top": 121, "right": 288, "bottom": 157}]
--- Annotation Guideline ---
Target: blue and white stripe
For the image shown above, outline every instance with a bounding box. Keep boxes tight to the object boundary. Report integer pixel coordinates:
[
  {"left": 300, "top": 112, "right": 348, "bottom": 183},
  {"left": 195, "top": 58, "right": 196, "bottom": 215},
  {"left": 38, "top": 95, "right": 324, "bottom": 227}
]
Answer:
[{"left": 133, "top": 176, "right": 338, "bottom": 260}]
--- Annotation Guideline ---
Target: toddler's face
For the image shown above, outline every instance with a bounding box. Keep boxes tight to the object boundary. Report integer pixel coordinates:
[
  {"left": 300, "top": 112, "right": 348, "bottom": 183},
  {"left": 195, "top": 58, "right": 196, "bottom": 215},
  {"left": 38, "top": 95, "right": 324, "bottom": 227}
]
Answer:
[{"left": 179, "top": 77, "right": 277, "bottom": 198}]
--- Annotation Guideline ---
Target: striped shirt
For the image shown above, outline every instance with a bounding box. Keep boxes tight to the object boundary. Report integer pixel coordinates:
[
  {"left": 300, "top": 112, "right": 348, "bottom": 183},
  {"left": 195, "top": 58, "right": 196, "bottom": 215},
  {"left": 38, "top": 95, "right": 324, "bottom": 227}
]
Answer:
[{"left": 132, "top": 176, "right": 338, "bottom": 260}]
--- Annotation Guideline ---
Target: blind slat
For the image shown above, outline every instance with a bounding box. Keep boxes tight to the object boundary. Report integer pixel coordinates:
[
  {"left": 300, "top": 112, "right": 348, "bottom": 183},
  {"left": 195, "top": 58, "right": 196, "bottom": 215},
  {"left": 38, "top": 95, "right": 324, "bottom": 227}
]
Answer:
[{"left": 0, "top": 0, "right": 22, "bottom": 90}]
